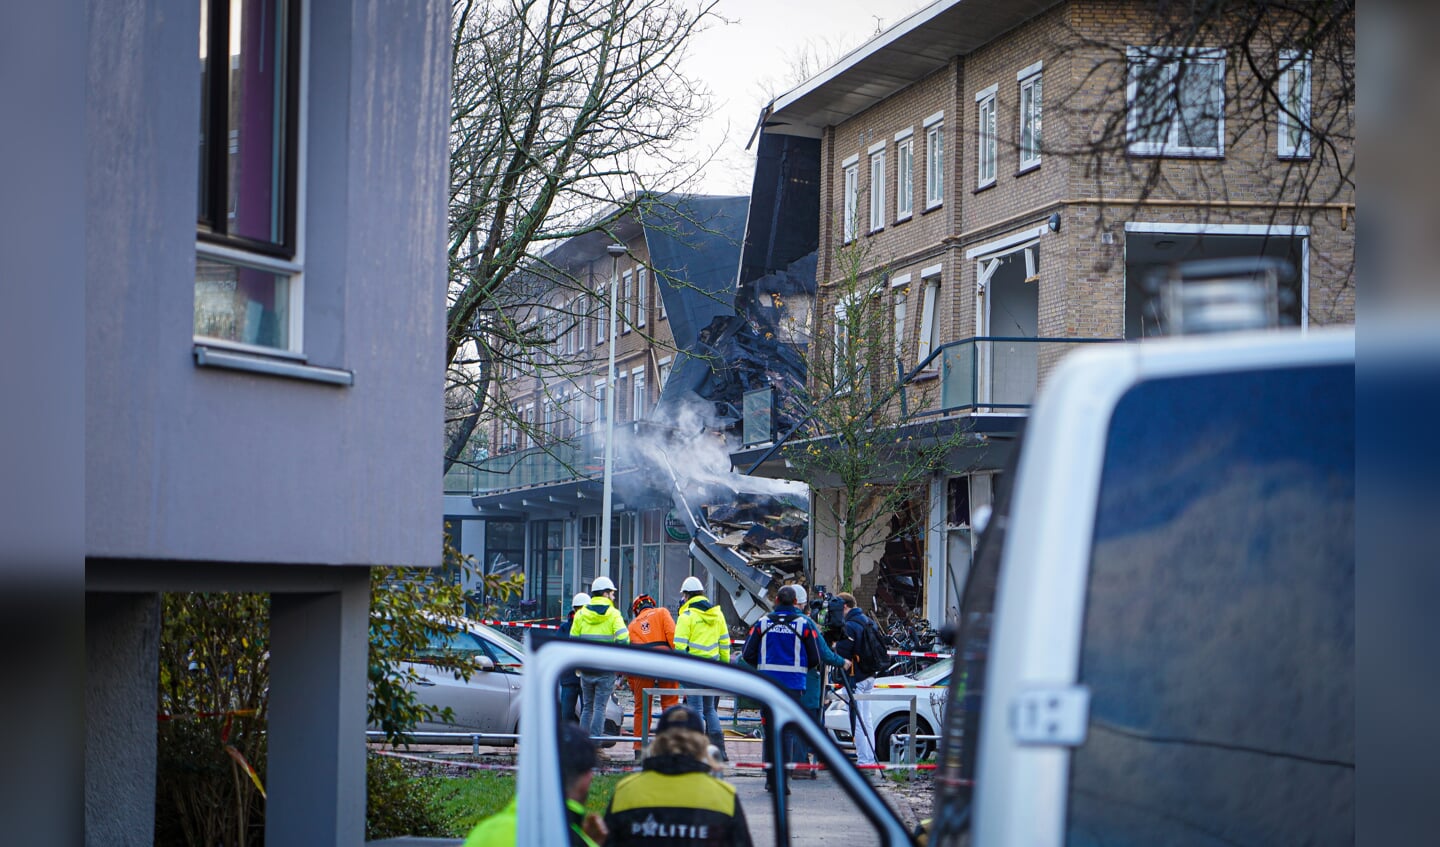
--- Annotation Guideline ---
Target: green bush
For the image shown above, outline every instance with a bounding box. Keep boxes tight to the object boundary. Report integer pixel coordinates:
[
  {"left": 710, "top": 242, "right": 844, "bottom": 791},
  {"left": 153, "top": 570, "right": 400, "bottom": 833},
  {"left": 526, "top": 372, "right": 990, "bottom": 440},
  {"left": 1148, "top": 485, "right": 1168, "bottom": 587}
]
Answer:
[{"left": 366, "top": 755, "right": 453, "bottom": 840}]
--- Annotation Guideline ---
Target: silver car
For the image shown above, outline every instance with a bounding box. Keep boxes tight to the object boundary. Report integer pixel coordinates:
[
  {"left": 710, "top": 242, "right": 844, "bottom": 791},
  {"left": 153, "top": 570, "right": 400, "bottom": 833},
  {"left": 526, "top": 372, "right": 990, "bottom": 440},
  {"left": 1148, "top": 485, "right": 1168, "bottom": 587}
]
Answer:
[{"left": 398, "top": 618, "right": 622, "bottom": 742}]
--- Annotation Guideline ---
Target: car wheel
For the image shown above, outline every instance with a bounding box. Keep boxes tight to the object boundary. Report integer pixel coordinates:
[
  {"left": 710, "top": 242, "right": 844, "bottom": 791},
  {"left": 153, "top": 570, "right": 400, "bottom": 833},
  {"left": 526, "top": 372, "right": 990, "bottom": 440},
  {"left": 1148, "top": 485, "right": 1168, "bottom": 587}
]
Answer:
[{"left": 875, "top": 714, "right": 934, "bottom": 763}]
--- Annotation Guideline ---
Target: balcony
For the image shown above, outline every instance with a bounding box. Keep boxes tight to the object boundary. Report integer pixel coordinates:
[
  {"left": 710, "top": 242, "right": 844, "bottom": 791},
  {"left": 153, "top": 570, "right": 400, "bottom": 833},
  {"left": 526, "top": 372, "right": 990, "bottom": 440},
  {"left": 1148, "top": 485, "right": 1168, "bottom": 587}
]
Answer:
[
  {"left": 929, "top": 336, "right": 1119, "bottom": 414},
  {"left": 445, "top": 430, "right": 622, "bottom": 496}
]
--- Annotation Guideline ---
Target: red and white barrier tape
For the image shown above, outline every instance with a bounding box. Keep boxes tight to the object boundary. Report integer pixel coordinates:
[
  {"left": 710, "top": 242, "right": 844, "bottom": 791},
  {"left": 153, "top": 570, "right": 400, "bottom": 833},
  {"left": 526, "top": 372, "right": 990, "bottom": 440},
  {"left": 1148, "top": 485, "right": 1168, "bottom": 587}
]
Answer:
[
  {"left": 732, "top": 761, "right": 938, "bottom": 772},
  {"left": 476, "top": 618, "right": 560, "bottom": 630},
  {"left": 888, "top": 650, "right": 952, "bottom": 658}
]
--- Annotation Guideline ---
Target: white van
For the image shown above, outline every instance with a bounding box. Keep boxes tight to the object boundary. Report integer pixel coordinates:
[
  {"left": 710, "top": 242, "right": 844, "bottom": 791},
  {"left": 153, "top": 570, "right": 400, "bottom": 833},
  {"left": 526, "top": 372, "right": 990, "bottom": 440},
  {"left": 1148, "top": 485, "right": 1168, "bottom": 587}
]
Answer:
[{"left": 929, "top": 329, "right": 1355, "bottom": 846}]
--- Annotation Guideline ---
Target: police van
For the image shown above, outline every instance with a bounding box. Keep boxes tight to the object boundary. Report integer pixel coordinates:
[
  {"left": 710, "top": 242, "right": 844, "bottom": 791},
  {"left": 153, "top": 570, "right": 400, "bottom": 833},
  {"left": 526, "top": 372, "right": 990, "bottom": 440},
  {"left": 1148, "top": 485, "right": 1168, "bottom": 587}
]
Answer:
[{"left": 929, "top": 327, "right": 1355, "bottom": 846}]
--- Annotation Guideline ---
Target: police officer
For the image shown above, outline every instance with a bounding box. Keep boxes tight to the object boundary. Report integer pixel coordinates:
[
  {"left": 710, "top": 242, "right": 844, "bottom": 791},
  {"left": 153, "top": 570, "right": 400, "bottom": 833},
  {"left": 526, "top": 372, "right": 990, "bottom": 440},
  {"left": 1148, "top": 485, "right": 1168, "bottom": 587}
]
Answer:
[
  {"left": 742, "top": 585, "right": 819, "bottom": 793},
  {"left": 674, "top": 576, "right": 732, "bottom": 758},
  {"left": 464, "top": 721, "right": 606, "bottom": 846},
  {"left": 558, "top": 592, "right": 590, "bottom": 723},
  {"left": 604, "top": 705, "right": 753, "bottom": 847}
]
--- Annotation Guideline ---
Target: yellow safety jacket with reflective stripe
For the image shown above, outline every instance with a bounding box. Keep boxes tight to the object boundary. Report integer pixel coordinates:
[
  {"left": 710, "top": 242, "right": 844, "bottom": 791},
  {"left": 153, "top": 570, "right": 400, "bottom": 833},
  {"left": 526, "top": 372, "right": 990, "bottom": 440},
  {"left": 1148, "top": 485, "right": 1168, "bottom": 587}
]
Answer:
[
  {"left": 674, "top": 596, "right": 730, "bottom": 663},
  {"left": 571, "top": 596, "right": 630, "bottom": 645}
]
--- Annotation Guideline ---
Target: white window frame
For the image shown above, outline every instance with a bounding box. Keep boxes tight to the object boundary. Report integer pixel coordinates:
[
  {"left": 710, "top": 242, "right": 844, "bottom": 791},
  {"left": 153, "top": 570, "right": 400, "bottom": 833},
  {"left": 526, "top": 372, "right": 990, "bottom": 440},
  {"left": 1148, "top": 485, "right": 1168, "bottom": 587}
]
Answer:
[
  {"left": 615, "top": 372, "right": 628, "bottom": 421},
  {"left": 891, "top": 272, "right": 912, "bottom": 367},
  {"left": 621, "top": 269, "right": 633, "bottom": 334},
  {"left": 194, "top": 0, "right": 310, "bottom": 360},
  {"left": 1126, "top": 47, "right": 1227, "bottom": 158},
  {"left": 842, "top": 155, "right": 860, "bottom": 243},
  {"left": 975, "top": 86, "right": 997, "bottom": 189},
  {"left": 595, "top": 285, "right": 608, "bottom": 346},
  {"left": 1018, "top": 62, "right": 1043, "bottom": 172},
  {"left": 924, "top": 111, "right": 945, "bottom": 208},
  {"left": 916, "top": 264, "right": 942, "bottom": 366},
  {"left": 895, "top": 128, "right": 914, "bottom": 222},
  {"left": 656, "top": 269, "right": 667, "bottom": 321},
  {"left": 637, "top": 267, "right": 648, "bottom": 327},
  {"left": 868, "top": 141, "right": 886, "bottom": 234},
  {"left": 833, "top": 296, "right": 853, "bottom": 392},
  {"left": 658, "top": 355, "right": 672, "bottom": 389},
  {"left": 1277, "top": 50, "right": 1311, "bottom": 158},
  {"left": 631, "top": 366, "right": 647, "bottom": 421},
  {"left": 593, "top": 378, "right": 607, "bottom": 427}
]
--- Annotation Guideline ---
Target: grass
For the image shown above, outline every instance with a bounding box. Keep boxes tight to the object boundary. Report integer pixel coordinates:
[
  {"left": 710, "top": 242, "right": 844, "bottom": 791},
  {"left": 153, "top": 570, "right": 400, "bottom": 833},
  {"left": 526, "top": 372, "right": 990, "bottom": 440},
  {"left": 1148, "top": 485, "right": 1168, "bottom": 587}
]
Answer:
[{"left": 426, "top": 771, "right": 625, "bottom": 836}]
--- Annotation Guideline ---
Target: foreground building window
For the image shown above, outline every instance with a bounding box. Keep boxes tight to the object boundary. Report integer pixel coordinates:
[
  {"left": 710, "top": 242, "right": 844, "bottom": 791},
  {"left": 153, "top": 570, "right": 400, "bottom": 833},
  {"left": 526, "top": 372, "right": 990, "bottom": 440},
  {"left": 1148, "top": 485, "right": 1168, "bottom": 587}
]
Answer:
[
  {"left": 1126, "top": 47, "right": 1226, "bottom": 158},
  {"left": 196, "top": 0, "right": 302, "bottom": 352}
]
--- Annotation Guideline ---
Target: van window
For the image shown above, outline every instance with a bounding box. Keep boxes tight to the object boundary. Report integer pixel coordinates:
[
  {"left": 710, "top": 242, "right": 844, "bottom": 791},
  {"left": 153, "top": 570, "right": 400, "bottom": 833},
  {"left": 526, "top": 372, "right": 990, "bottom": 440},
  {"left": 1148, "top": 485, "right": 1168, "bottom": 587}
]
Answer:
[{"left": 1066, "top": 364, "right": 1354, "bottom": 846}]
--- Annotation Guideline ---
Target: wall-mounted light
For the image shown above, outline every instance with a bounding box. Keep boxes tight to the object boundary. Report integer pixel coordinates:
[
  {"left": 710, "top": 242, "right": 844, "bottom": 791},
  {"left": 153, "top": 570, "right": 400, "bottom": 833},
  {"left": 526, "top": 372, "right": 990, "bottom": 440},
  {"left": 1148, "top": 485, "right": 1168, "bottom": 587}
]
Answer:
[{"left": 1047, "top": 212, "right": 1061, "bottom": 232}]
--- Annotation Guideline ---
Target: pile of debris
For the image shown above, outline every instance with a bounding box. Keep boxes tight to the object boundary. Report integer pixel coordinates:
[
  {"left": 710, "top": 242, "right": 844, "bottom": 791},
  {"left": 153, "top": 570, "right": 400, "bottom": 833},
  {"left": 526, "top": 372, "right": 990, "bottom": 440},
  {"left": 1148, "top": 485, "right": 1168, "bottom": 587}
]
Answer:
[{"left": 703, "top": 497, "right": 807, "bottom": 581}]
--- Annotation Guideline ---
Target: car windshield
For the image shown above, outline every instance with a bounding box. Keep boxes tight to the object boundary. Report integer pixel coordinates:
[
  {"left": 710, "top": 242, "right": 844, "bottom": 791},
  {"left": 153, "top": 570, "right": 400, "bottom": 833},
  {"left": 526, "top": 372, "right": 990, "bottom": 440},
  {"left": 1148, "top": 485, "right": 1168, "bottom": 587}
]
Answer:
[
  {"left": 478, "top": 623, "right": 526, "bottom": 657},
  {"left": 913, "top": 657, "right": 953, "bottom": 685}
]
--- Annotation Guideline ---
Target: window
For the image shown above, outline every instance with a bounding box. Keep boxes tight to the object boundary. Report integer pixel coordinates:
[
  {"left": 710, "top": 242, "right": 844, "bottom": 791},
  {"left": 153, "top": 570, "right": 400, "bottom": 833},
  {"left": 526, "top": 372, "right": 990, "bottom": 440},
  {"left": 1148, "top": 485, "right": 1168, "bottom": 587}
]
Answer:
[
  {"left": 196, "top": 0, "right": 301, "bottom": 353},
  {"left": 657, "top": 270, "right": 667, "bottom": 320},
  {"left": 631, "top": 367, "right": 647, "bottom": 420},
  {"left": 868, "top": 143, "right": 886, "bottom": 234},
  {"left": 895, "top": 131, "right": 914, "bottom": 221},
  {"left": 621, "top": 270, "right": 633, "bottom": 334},
  {"left": 1127, "top": 47, "right": 1226, "bottom": 157},
  {"left": 925, "top": 111, "right": 945, "bottom": 207},
  {"left": 637, "top": 267, "right": 648, "bottom": 327},
  {"left": 615, "top": 373, "right": 628, "bottom": 421},
  {"left": 658, "top": 356, "right": 672, "bottom": 389},
  {"left": 1067, "top": 366, "right": 1354, "bottom": 844},
  {"left": 1278, "top": 51, "right": 1311, "bottom": 158},
  {"left": 842, "top": 157, "right": 859, "bottom": 243},
  {"left": 917, "top": 266, "right": 942, "bottom": 365},
  {"left": 833, "top": 298, "right": 852, "bottom": 390},
  {"left": 594, "top": 378, "right": 607, "bottom": 426},
  {"left": 1018, "top": 63, "right": 1042, "bottom": 171},
  {"left": 974, "top": 89, "right": 996, "bottom": 188},
  {"left": 891, "top": 273, "right": 912, "bottom": 368},
  {"left": 598, "top": 284, "right": 610, "bottom": 344}
]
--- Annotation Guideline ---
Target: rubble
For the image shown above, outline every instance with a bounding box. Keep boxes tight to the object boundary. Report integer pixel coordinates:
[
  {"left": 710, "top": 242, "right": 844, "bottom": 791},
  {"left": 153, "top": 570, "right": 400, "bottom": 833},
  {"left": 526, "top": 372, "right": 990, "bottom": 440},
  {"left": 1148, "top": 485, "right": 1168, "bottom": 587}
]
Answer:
[{"left": 702, "top": 494, "right": 808, "bottom": 585}]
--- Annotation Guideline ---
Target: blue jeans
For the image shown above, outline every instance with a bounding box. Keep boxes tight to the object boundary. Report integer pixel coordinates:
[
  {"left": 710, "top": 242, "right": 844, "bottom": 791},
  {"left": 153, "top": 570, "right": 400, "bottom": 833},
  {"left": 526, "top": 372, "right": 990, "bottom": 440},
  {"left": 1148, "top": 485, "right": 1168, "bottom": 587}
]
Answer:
[
  {"left": 559, "top": 679, "right": 582, "bottom": 724},
  {"left": 685, "top": 693, "right": 722, "bottom": 737},
  {"left": 579, "top": 672, "right": 616, "bottom": 738}
]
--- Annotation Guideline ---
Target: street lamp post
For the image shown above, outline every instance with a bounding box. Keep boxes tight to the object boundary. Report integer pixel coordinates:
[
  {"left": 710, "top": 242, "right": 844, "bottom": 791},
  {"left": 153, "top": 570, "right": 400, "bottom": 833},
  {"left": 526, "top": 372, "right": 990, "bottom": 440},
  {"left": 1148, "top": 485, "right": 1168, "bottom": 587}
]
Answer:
[{"left": 599, "top": 242, "right": 627, "bottom": 582}]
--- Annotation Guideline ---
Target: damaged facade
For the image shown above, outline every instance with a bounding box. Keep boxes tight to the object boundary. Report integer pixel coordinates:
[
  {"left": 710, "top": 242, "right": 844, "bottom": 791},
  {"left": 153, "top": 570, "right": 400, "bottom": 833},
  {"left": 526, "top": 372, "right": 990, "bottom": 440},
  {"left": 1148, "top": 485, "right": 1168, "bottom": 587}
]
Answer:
[
  {"left": 445, "top": 194, "right": 813, "bottom": 623},
  {"left": 733, "top": 0, "right": 1355, "bottom": 627}
]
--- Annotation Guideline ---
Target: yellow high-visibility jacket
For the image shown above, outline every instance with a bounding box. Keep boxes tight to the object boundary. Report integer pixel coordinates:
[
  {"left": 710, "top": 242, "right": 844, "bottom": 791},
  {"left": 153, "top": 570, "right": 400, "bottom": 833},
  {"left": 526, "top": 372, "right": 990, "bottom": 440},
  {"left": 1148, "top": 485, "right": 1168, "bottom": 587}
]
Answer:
[
  {"left": 674, "top": 595, "right": 730, "bottom": 663},
  {"left": 571, "top": 596, "right": 630, "bottom": 645}
]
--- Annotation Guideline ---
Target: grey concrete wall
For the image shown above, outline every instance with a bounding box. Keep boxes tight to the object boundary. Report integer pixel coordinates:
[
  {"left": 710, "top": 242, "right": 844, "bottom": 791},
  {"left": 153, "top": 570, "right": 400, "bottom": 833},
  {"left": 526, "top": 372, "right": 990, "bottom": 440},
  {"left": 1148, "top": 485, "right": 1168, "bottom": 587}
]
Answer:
[
  {"left": 85, "top": 594, "right": 160, "bottom": 847},
  {"left": 84, "top": 0, "right": 450, "bottom": 569},
  {"left": 267, "top": 570, "right": 371, "bottom": 847}
]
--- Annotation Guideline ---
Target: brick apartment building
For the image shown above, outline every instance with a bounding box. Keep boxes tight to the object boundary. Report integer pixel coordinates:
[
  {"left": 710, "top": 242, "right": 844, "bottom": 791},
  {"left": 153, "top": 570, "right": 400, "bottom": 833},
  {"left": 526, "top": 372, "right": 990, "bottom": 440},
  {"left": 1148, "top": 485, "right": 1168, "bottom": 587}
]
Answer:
[{"left": 750, "top": 0, "right": 1355, "bottom": 624}]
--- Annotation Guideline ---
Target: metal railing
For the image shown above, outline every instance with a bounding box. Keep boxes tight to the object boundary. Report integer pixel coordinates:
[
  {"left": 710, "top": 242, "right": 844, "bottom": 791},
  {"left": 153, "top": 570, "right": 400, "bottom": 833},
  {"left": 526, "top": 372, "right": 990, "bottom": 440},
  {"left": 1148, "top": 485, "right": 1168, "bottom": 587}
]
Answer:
[
  {"left": 927, "top": 335, "right": 1119, "bottom": 414},
  {"left": 446, "top": 430, "right": 628, "bottom": 495}
]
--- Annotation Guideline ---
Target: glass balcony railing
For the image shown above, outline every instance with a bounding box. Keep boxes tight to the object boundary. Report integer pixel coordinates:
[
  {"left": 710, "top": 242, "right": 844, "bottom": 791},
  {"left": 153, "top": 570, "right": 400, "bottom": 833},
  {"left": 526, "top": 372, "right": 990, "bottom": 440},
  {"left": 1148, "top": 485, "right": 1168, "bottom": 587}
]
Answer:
[
  {"left": 932, "top": 336, "right": 1119, "bottom": 413},
  {"left": 446, "top": 430, "right": 619, "bottom": 496}
]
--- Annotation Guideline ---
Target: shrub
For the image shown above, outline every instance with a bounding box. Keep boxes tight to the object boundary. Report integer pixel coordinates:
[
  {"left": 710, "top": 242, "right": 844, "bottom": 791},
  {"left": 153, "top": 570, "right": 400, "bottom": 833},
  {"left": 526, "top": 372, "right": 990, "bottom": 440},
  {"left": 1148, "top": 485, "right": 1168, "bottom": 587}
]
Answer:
[{"left": 366, "top": 755, "right": 452, "bottom": 840}]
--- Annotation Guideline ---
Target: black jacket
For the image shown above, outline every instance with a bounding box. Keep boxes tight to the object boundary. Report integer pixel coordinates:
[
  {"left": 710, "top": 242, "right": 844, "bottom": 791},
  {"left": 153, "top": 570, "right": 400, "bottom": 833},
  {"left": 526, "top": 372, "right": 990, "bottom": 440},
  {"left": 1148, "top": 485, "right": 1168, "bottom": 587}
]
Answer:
[
  {"left": 835, "top": 608, "right": 878, "bottom": 682},
  {"left": 604, "top": 754, "right": 753, "bottom": 846}
]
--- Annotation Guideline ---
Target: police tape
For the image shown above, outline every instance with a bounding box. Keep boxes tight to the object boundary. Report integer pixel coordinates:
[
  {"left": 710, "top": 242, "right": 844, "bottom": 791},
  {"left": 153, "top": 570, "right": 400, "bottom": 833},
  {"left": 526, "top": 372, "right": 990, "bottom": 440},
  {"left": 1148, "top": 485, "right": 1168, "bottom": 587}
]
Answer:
[
  {"left": 888, "top": 650, "right": 952, "bottom": 659},
  {"left": 369, "top": 748, "right": 643, "bottom": 775},
  {"left": 731, "top": 761, "right": 939, "bottom": 772},
  {"left": 476, "top": 618, "right": 560, "bottom": 630}
]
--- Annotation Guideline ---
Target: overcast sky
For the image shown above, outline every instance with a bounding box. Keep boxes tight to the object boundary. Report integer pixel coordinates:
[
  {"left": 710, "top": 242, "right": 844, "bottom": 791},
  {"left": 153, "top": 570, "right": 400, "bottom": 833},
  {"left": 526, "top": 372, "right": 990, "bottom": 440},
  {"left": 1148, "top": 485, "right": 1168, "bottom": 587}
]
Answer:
[{"left": 676, "top": 0, "right": 931, "bottom": 196}]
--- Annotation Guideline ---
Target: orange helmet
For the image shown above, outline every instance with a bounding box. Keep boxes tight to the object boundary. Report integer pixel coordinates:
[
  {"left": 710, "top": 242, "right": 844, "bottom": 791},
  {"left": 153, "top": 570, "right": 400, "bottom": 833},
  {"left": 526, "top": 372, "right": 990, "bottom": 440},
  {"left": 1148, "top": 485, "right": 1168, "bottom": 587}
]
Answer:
[{"left": 631, "top": 594, "right": 657, "bottom": 617}]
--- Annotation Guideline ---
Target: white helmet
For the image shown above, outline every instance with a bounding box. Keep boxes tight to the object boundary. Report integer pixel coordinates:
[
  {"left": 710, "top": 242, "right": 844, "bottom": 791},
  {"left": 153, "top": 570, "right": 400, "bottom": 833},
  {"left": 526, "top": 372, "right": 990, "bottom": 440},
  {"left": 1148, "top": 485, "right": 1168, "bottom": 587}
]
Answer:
[
  {"left": 572, "top": 592, "right": 591, "bottom": 608},
  {"left": 591, "top": 576, "right": 616, "bottom": 593},
  {"left": 680, "top": 576, "right": 705, "bottom": 593},
  {"left": 791, "top": 585, "right": 807, "bottom": 606}
]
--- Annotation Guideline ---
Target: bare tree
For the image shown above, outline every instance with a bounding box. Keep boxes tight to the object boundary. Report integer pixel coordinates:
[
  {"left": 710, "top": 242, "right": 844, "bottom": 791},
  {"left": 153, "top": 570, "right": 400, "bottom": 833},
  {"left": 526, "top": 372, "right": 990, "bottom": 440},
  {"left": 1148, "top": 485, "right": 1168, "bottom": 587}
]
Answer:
[
  {"left": 444, "top": 0, "right": 720, "bottom": 473},
  {"left": 781, "top": 244, "right": 978, "bottom": 602}
]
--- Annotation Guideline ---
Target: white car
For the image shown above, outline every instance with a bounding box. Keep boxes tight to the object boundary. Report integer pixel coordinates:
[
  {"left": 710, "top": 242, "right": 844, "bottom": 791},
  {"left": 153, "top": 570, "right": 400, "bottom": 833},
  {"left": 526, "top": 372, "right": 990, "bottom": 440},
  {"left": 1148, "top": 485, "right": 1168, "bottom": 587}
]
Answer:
[
  {"left": 824, "top": 657, "right": 952, "bottom": 761},
  {"left": 393, "top": 617, "right": 623, "bottom": 742}
]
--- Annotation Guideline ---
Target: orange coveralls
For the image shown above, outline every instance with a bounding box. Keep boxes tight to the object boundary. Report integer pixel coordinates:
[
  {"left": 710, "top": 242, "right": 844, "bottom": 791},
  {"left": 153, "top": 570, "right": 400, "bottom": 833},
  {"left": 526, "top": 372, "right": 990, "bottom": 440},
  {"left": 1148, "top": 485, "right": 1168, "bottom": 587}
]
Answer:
[{"left": 627, "top": 605, "right": 680, "bottom": 746}]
